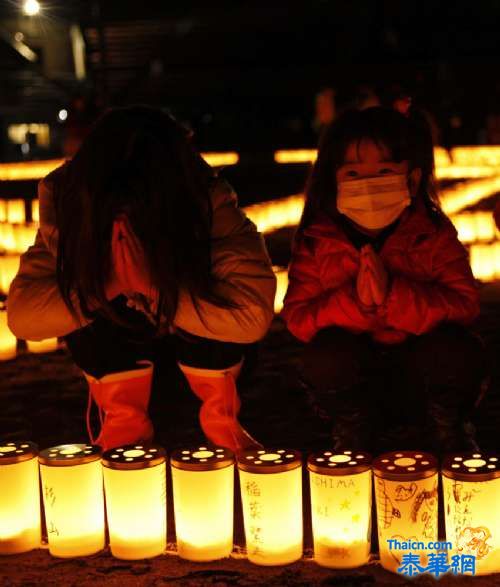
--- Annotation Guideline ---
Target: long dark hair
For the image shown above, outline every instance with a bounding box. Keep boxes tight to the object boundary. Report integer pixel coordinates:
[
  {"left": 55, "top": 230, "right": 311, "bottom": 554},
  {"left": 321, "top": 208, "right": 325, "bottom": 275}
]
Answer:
[
  {"left": 54, "top": 105, "right": 240, "bottom": 332},
  {"left": 298, "top": 106, "right": 443, "bottom": 232}
]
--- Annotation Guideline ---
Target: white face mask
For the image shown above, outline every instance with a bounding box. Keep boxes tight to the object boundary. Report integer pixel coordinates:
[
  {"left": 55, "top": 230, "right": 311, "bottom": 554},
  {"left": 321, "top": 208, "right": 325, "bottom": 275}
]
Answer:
[{"left": 337, "top": 174, "right": 411, "bottom": 230}]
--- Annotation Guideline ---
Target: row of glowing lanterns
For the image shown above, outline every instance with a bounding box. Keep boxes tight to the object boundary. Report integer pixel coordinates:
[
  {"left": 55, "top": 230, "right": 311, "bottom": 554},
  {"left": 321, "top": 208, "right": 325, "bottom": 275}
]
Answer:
[
  {"left": 2, "top": 147, "right": 500, "bottom": 182},
  {"left": 1, "top": 443, "right": 499, "bottom": 576}
]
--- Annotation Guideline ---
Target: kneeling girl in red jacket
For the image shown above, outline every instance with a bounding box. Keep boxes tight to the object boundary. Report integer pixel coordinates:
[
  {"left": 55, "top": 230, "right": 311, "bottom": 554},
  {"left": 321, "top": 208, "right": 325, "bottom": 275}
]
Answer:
[{"left": 282, "top": 107, "right": 485, "bottom": 455}]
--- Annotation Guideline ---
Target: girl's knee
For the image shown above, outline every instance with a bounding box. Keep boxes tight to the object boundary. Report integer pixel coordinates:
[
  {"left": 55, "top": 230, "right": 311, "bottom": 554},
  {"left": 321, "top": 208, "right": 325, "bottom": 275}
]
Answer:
[{"left": 300, "top": 328, "right": 372, "bottom": 391}]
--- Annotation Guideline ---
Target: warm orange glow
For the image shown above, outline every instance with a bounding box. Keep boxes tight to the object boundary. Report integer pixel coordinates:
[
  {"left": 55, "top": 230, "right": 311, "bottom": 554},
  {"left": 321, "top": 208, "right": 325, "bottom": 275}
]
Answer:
[
  {"left": 171, "top": 446, "right": 234, "bottom": 562},
  {"left": 470, "top": 243, "right": 500, "bottom": 281},
  {"left": 434, "top": 147, "right": 451, "bottom": 168},
  {"left": 12, "top": 224, "right": 37, "bottom": 254},
  {"left": 201, "top": 152, "right": 239, "bottom": 167},
  {"left": 0, "top": 153, "right": 237, "bottom": 183},
  {"left": 0, "top": 255, "right": 20, "bottom": 296},
  {"left": 274, "top": 149, "right": 317, "bottom": 164},
  {"left": 238, "top": 449, "right": 303, "bottom": 566},
  {"left": 374, "top": 452, "right": 439, "bottom": 574},
  {"left": 31, "top": 200, "right": 39, "bottom": 223},
  {"left": 0, "top": 160, "right": 64, "bottom": 181},
  {"left": 6, "top": 200, "right": 26, "bottom": 225},
  {"left": 435, "top": 166, "right": 497, "bottom": 179},
  {"left": 273, "top": 267, "right": 289, "bottom": 313},
  {"left": 308, "top": 451, "right": 372, "bottom": 569},
  {"left": 0, "top": 309, "right": 17, "bottom": 361},
  {"left": 0, "top": 443, "right": 41, "bottom": 554},
  {"left": 39, "top": 444, "right": 105, "bottom": 557},
  {"left": 272, "top": 146, "right": 492, "bottom": 168},
  {"left": 102, "top": 445, "right": 167, "bottom": 560},
  {"left": 0, "top": 224, "right": 16, "bottom": 253},
  {"left": 244, "top": 194, "right": 304, "bottom": 234},
  {"left": 451, "top": 147, "right": 500, "bottom": 167},
  {"left": 27, "top": 338, "right": 59, "bottom": 354},
  {"left": 451, "top": 212, "right": 499, "bottom": 244},
  {"left": 441, "top": 177, "right": 500, "bottom": 215},
  {"left": 442, "top": 453, "right": 500, "bottom": 575}
]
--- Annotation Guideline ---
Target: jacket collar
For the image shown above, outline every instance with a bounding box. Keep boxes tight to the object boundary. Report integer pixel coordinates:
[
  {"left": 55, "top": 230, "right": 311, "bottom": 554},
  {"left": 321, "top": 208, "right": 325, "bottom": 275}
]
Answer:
[{"left": 302, "top": 199, "right": 438, "bottom": 251}]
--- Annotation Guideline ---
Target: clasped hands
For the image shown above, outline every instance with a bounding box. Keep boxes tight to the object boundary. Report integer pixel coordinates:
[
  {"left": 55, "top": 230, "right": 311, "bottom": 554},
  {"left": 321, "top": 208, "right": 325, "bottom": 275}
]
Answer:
[
  {"left": 105, "top": 215, "right": 156, "bottom": 301},
  {"left": 356, "top": 244, "right": 390, "bottom": 309}
]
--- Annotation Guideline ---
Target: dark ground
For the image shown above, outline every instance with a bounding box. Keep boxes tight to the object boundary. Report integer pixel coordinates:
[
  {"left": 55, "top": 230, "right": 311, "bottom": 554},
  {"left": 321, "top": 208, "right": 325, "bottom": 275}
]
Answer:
[{"left": 1, "top": 226, "right": 500, "bottom": 586}]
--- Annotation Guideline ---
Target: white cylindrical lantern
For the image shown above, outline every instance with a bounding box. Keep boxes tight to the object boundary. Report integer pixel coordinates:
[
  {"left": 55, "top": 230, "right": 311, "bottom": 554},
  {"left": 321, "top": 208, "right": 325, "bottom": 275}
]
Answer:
[
  {"left": 12, "top": 224, "right": 37, "bottom": 254},
  {"left": 442, "top": 452, "right": 500, "bottom": 575},
  {"left": 0, "top": 224, "right": 16, "bottom": 253},
  {"left": 0, "top": 441, "right": 41, "bottom": 554},
  {"left": 171, "top": 445, "right": 234, "bottom": 561},
  {"left": 102, "top": 444, "right": 167, "bottom": 560},
  {"left": 0, "top": 307, "right": 17, "bottom": 361},
  {"left": 308, "top": 450, "right": 372, "bottom": 568},
  {"left": 373, "top": 451, "right": 438, "bottom": 574},
  {"left": 237, "top": 448, "right": 303, "bottom": 566},
  {"left": 0, "top": 254, "right": 21, "bottom": 296},
  {"left": 31, "top": 199, "right": 39, "bottom": 223},
  {"left": 39, "top": 444, "right": 105, "bottom": 557},
  {"left": 6, "top": 200, "right": 26, "bottom": 225}
]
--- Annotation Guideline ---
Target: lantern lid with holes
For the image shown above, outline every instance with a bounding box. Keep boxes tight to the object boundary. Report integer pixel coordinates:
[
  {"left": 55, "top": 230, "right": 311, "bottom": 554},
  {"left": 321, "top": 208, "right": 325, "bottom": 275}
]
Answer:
[
  {"left": 38, "top": 444, "right": 101, "bottom": 466},
  {"left": 0, "top": 441, "right": 38, "bottom": 465},
  {"left": 307, "top": 450, "right": 372, "bottom": 476},
  {"left": 236, "top": 448, "right": 302, "bottom": 474},
  {"left": 102, "top": 444, "right": 166, "bottom": 470},
  {"left": 170, "top": 445, "right": 234, "bottom": 472},
  {"left": 373, "top": 451, "right": 437, "bottom": 481},
  {"left": 442, "top": 452, "right": 500, "bottom": 482}
]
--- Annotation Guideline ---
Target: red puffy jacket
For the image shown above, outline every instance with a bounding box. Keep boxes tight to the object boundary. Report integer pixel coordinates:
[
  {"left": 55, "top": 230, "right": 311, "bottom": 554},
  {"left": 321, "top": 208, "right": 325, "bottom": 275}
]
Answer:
[{"left": 281, "top": 203, "right": 480, "bottom": 344}]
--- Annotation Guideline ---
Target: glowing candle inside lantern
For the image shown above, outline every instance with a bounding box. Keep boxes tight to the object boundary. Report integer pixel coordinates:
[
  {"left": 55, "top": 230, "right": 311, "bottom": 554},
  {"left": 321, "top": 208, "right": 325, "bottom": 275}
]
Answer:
[
  {"left": 0, "top": 441, "right": 41, "bottom": 554},
  {"left": 12, "top": 224, "right": 37, "bottom": 254},
  {"left": 470, "top": 244, "right": 496, "bottom": 282},
  {"left": 27, "top": 338, "right": 58, "bottom": 354},
  {"left": 0, "top": 254, "right": 21, "bottom": 296},
  {"left": 6, "top": 200, "right": 26, "bottom": 225},
  {"left": 373, "top": 451, "right": 439, "bottom": 574},
  {"left": 39, "top": 444, "right": 105, "bottom": 557},
  {"left": 102, "top": 444, "right": 167, "bottom": 560},
  {"left": 0, "top": 224, "right": 16, "bottom": 253},
  {"left": 273, "top": 267, "right": 289, "bottom": 313},
  {"left": 308, "top": 450, "right": 372, "bottom": 569},
  {"left": 171, "top": 445, "right": 234, "bottom": 562},
  {"left": 31, "top": 199, "right": 39, "bottom": 223},
  {"left": 0, "top": 308, "right": 17, "bottom": 361},
  {"left": 442, "top": 452, "right": 500, "bottom": 575},
  {"left": 237, "top": 449, "right": 303, "bottom": 566}
]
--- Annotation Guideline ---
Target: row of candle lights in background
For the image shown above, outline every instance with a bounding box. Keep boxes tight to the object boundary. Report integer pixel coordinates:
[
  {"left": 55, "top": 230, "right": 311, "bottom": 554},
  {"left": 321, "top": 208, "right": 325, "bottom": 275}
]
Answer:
[
  {"left": 0, "top": 146, "right": 499, "bottom": 353},
  {"left": 1, "top": 442, "right": 499, "bottom": 575}
]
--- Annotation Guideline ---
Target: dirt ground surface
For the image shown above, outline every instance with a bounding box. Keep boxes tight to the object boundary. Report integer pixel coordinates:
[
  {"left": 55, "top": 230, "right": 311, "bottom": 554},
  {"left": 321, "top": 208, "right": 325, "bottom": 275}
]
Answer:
[{"left": 2, "top": 223, "right": 500, "bottom": 586}]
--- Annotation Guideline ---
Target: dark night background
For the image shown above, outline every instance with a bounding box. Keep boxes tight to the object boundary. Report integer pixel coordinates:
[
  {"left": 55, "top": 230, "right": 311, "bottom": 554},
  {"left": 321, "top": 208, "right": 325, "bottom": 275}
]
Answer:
[{"left": 1, "top": 1, "right": 500, "bottom": 153}]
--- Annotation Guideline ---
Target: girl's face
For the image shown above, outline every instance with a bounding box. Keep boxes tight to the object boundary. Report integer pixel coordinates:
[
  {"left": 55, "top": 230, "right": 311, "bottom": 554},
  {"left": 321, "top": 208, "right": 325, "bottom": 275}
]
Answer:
[
  {"left": 334, "top": 138, "right": 422, "bottom": 235},
  {"left": 336, "top": 138, "right": 408, "bottom": 183}
]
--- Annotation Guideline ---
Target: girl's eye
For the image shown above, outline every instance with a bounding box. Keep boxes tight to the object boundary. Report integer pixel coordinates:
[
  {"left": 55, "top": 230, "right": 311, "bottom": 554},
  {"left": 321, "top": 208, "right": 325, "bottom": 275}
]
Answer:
[
  {"left": 378, "top": 168, "right": 394, "bottom": 174},
  {"left": 345, "top": 170, "right": 358, "bottom": 177}
]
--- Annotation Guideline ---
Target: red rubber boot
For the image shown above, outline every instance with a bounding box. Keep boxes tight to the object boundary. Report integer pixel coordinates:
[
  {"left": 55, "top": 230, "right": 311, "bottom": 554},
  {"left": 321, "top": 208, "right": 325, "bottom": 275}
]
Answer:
[
  {"left": 178, "top": 360, "right": 263, "bottom": 453},
  {"left": 84, "top": 360, "right": 154, "bottom": 451}
]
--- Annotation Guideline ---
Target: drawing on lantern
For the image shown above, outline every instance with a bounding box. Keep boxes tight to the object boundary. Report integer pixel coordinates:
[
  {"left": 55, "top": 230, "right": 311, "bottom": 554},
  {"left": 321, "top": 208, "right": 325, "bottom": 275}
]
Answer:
[
  {"left": 457, "top": 527, "right": 492, "bottom": 560},
  {"left": 395, "top": 483, "right": 417, "bottom": 501},
  {"left": 376, "top": 478, "right": 401, "bottom": 529}
]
